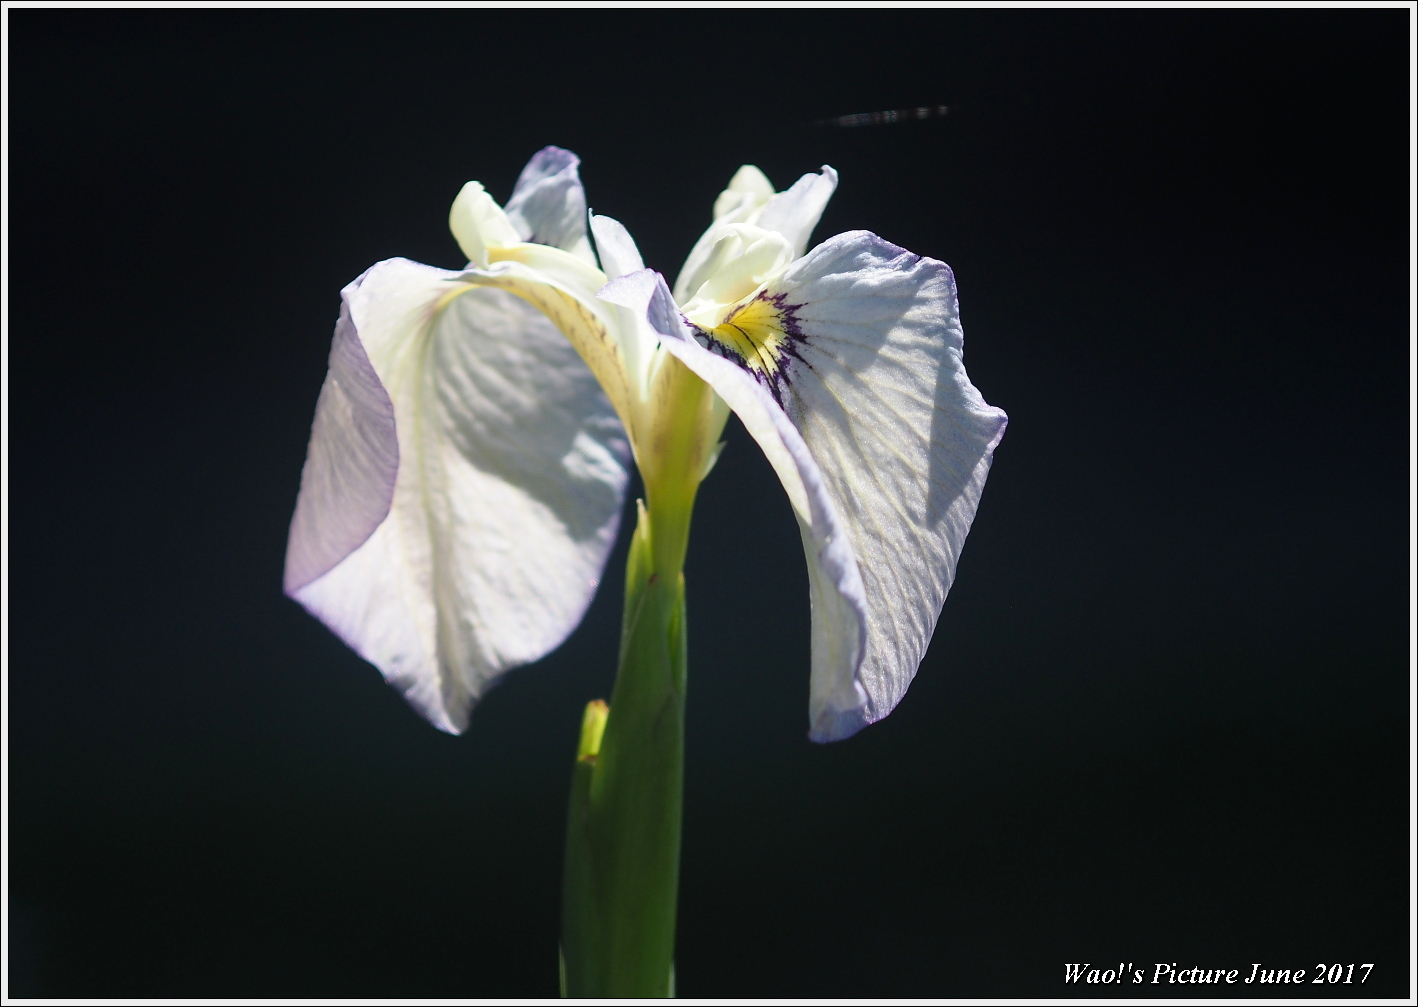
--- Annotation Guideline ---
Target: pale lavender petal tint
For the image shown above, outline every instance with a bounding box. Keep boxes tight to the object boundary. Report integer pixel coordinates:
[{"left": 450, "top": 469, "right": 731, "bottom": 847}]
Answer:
[
  {"left": 288, "top": 253, "right": 631, "bottom": 734},
  {"left": 504, "top": 146, "right": 589, "bottom": 252},
  {"left": 643, "top": 274, "right": 873, "bottom": 740},
  {"left": 604, "top": 221, "right": 1008, "bottom": 743},
  {"left": 770, "top": 231, "right": 1008, "bottom": 733},
  {"left": 284, "top": 285, "right": 399, "bottom": 595},
  {"left": 602, "top": 269, "right": 872, "bottom": 740},
  {"left": 285, "top": 147, "right": 636, "bottom": 735}
]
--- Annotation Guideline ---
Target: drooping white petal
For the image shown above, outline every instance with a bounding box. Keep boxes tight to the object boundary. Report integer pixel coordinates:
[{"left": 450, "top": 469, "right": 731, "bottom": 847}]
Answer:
[
  {"left": 455, "top": 249, "right": 635, "bottom": 446},
  {"left": 288, "top": 258, "right": 630, "bottom": 733},
  {"left": 673, "top": 165, "right": 838, "bottom": 303},
  {"left": 284, "top": 294, "right": 399, "bottom": 594},
  {"left": 504, "top": 146, "right": 597, "bottom": 265},
  {"left": 723, "top": 231, "right": 1007, "bottom": 739},
  {"left": 444, "top": 189, "right": 643, "bottom": 445},
  {"left": 600, "top": 270, "right": 871, "bottom": 738}
]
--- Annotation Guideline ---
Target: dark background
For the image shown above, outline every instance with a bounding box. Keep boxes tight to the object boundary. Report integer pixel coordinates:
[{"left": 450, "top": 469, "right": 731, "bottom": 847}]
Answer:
[{"left": 8, "top": 11, "right": 1409, "bottom": 998}]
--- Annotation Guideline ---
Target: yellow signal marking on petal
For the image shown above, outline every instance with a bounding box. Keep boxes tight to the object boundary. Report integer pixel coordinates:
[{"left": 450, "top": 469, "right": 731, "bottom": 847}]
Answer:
[{"left": 709, "top": 296, "right": 789, "bottom": 376}]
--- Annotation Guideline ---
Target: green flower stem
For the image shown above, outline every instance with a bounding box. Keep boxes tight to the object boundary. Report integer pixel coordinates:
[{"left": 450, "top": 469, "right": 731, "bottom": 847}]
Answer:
[
  {"left": 561, "top": 354, "right": 720, "bottom": 997},
  {"left": 560, "top": 699, "right": 606, "bottom": 995},
  {"left": 561, "top": 500, "right": 688, "bottom": 997}
]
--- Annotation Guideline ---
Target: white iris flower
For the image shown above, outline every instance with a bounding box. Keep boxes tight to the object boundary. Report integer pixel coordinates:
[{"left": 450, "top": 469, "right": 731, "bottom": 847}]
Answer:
[{"left": 285, "top": 147, "right": 1006, "bottom": 741}]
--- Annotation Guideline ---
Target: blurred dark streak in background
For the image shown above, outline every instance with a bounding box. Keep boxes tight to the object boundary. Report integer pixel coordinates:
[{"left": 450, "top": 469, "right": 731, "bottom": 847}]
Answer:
[
  {"left": 810, "top": 105, "right": 950, "bottom": 127},
  {"left": 7, "top": 11, "right": 1408, "bottom": 998}
]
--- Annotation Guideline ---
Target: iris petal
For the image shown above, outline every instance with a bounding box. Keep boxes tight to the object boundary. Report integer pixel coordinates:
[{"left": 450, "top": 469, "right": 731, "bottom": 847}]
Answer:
[
  {"left": 449, "top": 181, "right": 521, "bottom": 267},
  {"left": 589, "top": 214, "right": 660, "bottom": 406},
  {"left": 758, "top": 231, "right": 1007, "bottom": 733},
  {"left": 605, "top": 224, "right": 1007, "bottom": 741},
  {"left": 504, "top": 146, "right": 597, "bottom": 265},
  {"left": 284, "top": 294, "right": 399, "bottom": 595},
  {"left": 673, "top": 165, "right": 838, "bottom": 303},
  {"left": 755, "top": 166, "right": 839, "bottom": 259},
  {"left": 288, "top": 258, "right": 630, "bottom": 733},
  {"left": 600, "top": 270, "right": 871, "bottom": 739}
]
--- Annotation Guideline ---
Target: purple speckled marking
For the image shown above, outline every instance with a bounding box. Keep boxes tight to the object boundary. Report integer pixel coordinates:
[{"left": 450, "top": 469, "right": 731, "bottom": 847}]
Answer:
[{"left": 695, "top": 290, "right": 814, "bottom": 406}]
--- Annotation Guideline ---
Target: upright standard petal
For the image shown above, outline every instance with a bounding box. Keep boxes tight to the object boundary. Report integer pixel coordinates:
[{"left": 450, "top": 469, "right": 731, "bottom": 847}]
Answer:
[
  {"left": 588, "top": 213, "right": 644, "bottom": 281},
  {"left": 449, "top": 181, "right": 523, "bottom": 268},
  {"left": 673, "top": 166, "right": 838, "bottom": 304},
  {"left": 588, "top": 214, "right": 661, "bottom": 406},
  {"left": 504, "top": 146, "right": 597, "bottom": 265},
  {"left": 754, "top": 166, "right": 839, "bottom": 259},
  {"left": 711, "top": 164, "right": 775, "bottom": 223},
  {"left": 288, "top": 258, "right": 630, "bottom": 733}
]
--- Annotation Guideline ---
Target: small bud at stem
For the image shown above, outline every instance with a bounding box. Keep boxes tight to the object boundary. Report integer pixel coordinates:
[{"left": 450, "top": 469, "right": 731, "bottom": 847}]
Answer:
[{"left": 577, "top": 700, "right": 609, "bottom": 763}]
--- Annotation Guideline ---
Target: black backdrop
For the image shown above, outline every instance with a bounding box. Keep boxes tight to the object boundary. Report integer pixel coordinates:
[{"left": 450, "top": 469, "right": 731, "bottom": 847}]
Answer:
[{"left": 8, "top": 11, "right": 1409, "bottom": 998}]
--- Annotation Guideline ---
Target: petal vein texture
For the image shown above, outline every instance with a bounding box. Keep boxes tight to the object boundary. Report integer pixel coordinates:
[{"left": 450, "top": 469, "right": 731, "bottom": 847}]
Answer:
[
  {"left": 769, "top": 231, "right": 1007, "bottom": 737},
  {"left": 611, "top": 221, "right": 1007, "bottom": 741},
  {"left": 603, "top": 271, "right": 871, "bottom": 740},
  {"left": 288, "top": 258, "right": 630, "bottom": 733}
]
